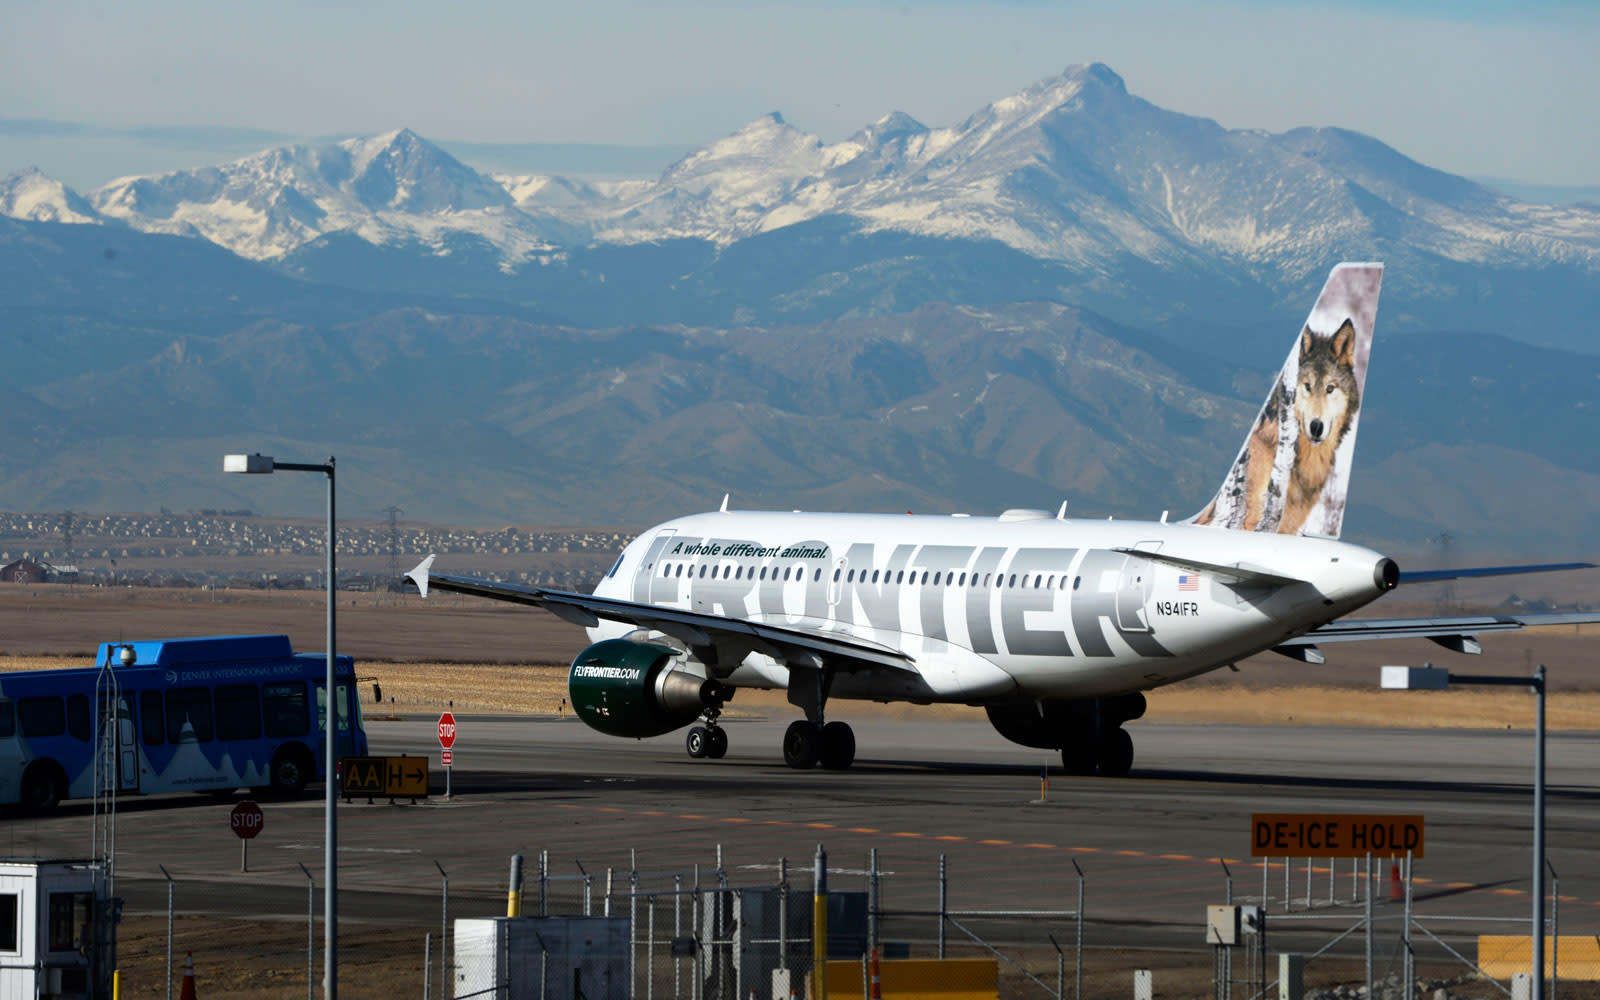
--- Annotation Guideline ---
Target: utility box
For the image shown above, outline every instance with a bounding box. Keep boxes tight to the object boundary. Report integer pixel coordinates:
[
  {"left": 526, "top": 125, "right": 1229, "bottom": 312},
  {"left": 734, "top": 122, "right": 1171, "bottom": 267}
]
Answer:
[
  {"left": 454, "top": 917, "right": 628, "bottom": 1000},
  {"left": 724, "top": 890, "right": 866, "bottom": 1000},
  {"left": 0, "top": 860, "right": 116, "bottom": 1000}
]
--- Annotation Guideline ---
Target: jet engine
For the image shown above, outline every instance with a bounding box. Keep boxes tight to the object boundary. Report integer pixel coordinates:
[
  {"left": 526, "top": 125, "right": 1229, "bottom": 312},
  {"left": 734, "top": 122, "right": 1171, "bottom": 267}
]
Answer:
[{"left": 568, "top": 639, "right": 721, "bottom": 738}]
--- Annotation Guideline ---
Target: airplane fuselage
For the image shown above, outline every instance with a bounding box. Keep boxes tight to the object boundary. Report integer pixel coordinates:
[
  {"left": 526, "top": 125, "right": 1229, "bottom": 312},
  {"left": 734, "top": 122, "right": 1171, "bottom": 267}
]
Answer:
[{"left": 590, "top": 509, "right": 1395, "bottom": 704}]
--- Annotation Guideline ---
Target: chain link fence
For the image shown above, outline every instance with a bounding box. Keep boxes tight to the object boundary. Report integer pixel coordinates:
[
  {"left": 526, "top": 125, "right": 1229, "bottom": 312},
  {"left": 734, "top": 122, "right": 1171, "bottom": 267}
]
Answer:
[{"left": 97, "top": 845, "right": 1597, "bottom": 1000}]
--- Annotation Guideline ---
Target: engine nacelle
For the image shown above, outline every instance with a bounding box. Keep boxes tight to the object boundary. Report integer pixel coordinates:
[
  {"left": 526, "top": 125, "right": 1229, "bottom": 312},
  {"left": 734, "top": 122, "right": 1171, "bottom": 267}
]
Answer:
[{"left": 568, "top": 639, "right": 720, "bottom": 738}]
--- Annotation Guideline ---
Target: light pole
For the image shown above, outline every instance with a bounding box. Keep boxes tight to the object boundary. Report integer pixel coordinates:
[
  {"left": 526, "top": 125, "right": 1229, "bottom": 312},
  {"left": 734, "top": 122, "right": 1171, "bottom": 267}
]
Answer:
[
  {"left": 1381, "top": 663, "right": 1547, "bottom": 1000},
  {"left": 224, "top": 452, "right": 339, "bottom": 1000}
]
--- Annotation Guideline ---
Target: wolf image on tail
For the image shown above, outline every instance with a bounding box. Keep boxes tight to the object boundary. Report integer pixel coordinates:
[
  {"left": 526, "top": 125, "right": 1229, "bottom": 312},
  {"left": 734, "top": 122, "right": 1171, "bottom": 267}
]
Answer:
[{"left": 1191, "top": 263, "right": 1382, "bottom": 538}]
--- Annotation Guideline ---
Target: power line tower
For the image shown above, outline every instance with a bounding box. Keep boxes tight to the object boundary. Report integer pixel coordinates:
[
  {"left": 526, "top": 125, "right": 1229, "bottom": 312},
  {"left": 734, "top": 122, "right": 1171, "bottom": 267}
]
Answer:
[
  {"left": 383, "top": 505, "right": 405, "bottom": 603},
  {"left": 59, "top": 510, "right": 76, "bottom": 591},
  {"left": 1433, "top": 531, "right": 1458, "bottom": 613}
]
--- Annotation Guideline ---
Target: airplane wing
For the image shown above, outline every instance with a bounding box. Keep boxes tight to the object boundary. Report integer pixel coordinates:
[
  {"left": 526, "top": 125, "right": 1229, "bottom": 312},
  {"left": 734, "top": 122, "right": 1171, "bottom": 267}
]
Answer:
[
  {"left": 405, "top": 555, "right": 915, "bottom": 675},
  {"left": 1278, "top": 611, "right": 1600, "bottom": 656}
]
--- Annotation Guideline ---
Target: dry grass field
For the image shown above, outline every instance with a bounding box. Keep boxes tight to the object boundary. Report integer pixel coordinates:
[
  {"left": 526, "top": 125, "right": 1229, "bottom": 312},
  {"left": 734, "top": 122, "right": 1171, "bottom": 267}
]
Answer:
[{"left": 2, "top": 583, "right": 1595, "bottom": 730}]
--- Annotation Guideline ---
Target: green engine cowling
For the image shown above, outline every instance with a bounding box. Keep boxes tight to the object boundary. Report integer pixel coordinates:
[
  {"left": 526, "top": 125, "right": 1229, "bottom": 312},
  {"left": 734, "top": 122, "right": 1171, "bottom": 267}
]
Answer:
[{"left": 568, "top": 639, "right": 720, "bottom": 738}]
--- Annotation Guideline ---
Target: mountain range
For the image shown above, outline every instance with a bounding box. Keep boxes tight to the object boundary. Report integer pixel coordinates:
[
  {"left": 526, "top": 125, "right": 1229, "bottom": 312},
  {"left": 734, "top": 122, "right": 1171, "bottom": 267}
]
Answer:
[{"left": 2, "top": 64, "right": 1597, "bottom": 560}]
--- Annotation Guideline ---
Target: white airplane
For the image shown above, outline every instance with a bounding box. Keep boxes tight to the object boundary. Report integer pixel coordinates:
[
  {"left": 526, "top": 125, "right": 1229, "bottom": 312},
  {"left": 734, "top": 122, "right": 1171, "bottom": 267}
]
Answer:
[{"left": 407, "top": 263, "right": 1595, "bottom": 773}]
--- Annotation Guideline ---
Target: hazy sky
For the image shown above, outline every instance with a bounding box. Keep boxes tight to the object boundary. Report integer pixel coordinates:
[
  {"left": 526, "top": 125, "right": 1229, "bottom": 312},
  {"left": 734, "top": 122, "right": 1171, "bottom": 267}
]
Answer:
[{"left": 4, "top": 0, "right": 1597, "bottom": 188}]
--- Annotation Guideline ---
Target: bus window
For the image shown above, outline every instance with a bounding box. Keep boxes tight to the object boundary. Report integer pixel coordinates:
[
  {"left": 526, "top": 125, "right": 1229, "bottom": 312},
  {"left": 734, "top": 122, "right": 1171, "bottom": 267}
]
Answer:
[
  {"left": 215, "top": 685, "right": 262, "bottom": 741},
  {"left": 336, "top": 683, "right": 353, "bottom": 732},
  {"left": 0, "top": 699, "right": 13, "bottom": 739},
  {"left": 166, "top": 688, "right": 214, "bottom": 743},
  {"left": 67, "top": 694, "right": 90, "bottom": 742},
  {"left": 140, "top": 691, "right": 164, "bottom": 746},
  {"left": 19, "top": 697, "right": 65, "bottom": 738},
  {"left": 264, "top": 682, "right": 309, "bottom": 738}
]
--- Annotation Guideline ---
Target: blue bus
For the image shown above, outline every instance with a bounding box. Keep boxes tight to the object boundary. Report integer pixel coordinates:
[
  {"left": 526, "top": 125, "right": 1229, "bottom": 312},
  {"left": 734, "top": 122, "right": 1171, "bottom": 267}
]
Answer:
[{"left": 0, "top": 634, "right": 368, "bottom": 811}]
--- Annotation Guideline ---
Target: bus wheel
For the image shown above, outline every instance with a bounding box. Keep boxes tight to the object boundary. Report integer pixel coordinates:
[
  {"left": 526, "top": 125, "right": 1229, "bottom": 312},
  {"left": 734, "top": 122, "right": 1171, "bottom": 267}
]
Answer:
[
  {"left": 21, "top": 762, "right": 66, "bottom": 813},
  {"left": 267, "top": 748, "right": 313, "bottom": 798}
]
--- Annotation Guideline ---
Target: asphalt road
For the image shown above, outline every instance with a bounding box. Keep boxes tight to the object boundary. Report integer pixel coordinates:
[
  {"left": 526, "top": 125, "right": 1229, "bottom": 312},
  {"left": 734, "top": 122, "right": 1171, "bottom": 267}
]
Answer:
[{"left": 9, "top": 713, "right": 1597, "bottom": 963}]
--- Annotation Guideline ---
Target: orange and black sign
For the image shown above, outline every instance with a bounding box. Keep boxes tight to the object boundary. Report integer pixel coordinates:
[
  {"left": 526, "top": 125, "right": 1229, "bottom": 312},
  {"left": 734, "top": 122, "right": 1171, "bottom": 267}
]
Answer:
[{"left": 1251, "top": 813, "right": 1424, "bottom": 858}]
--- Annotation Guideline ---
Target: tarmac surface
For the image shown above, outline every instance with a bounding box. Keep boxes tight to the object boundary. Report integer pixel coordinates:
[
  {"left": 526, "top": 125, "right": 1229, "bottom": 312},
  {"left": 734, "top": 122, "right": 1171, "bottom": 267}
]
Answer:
[{"left": 7, "top": 712, "right": 1597, "bottom": 961}]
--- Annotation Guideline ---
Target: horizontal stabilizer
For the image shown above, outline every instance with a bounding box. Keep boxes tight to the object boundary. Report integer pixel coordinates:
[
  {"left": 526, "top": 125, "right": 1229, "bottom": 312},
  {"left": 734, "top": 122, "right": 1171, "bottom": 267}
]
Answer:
[
  {"left": 1280, "top": 611, "right": 1600, "bottom": 647},
  {"left": 1398, "top": 561, "right": 1594, "bottom": 583}
]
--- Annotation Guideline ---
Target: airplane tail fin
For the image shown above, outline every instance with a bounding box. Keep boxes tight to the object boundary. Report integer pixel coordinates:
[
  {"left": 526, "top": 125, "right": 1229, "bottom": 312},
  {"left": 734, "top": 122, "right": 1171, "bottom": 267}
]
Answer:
[{"left": 1190, "top": 263, "right": 1383, "bottom": 538}]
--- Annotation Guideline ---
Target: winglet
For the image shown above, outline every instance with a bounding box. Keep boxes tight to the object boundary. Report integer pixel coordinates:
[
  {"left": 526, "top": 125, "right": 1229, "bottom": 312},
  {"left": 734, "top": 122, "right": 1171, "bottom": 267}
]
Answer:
[{"left": 406, "top": 554, "right": 436, "bottom": 598}]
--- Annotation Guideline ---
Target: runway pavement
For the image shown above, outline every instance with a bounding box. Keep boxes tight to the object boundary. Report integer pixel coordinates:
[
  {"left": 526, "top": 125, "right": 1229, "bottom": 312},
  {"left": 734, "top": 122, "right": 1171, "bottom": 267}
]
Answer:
[{"left": 7, "top": 714, "right": 1596, "bottom": 960}]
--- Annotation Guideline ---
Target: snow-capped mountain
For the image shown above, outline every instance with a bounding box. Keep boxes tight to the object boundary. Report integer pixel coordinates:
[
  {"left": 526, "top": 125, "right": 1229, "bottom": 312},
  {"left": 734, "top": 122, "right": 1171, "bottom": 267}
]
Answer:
[
  {"left": 0, "top": 168, "right": 106, "bottom": 225},
  {"left": 6, "top": 64, "right": 1599, "bottom": 336},
  {"left": 515, "top": 62, "right": 1599, "bottom": 281},
  {"left": 89, "top": 129, "right": 561, "bottom": 261}
]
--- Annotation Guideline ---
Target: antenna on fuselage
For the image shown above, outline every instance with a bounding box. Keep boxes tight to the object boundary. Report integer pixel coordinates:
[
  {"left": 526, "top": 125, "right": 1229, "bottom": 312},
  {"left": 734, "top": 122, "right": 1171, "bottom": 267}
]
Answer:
[
  {"left": 719, "top": 493, "right": 730, "bottom": 513},
  {"left": 1056, "top": 501, "right": 1068, "bottom": 520}
]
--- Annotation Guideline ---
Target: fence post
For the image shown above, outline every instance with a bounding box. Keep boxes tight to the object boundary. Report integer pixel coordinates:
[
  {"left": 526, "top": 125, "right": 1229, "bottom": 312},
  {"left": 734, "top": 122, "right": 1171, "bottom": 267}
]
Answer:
[
  {"left": 1364, "top": 854, "right": 1374, "bottom": 1000},
  {"left": 631, "top": 849, "right": 640, "bottom": 999},
  {"left": 1549, "top": 863, "right": 1559, "bottom": 1000},
  {"left": 867, "top": 848, "right": 879, "bottom": 962},
  {"left": 937, "top": 854, "right": 947, "bottom": 960},
  {"left": 299, "top": 862, "right": 315, "bottom": 1000},
  {"left": 812, "top": 844, "right": 828, "bottom": 1000},
  {"left": 673, "top": 873, "right": 683, "bottom": 1000},
  {"left": 436, "top": 860, "right": 449, "bottom": 1000},
  {"left": 606, "top": 867, "right": 614, "bottom": 918},
  {"left": 779, "top": 856, "right": 789, "bottom": 977},
  {"left": 1073, "top": 859, "right": 1084, "bottom": 1000},
  {"left": 648, "top": 896, "right": 656, "bottom": 1000},
  {"left": 424, "top": 932, "right": 432, "bottom": 1000},
  {"left": 160, "top": 865, "right": 175, "bottom": 1000},
  {"left": 540, "top": 849, "right": 549, "bottom": 918},
  {"left": 1404, "top": 850, "right": 1415, "bottom": 1000}
]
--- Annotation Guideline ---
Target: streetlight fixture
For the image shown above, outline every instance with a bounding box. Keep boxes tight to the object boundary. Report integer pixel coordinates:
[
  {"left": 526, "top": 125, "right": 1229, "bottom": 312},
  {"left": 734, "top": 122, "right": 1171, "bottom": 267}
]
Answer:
[
  {"left": 224, "top": 452, "right": 339, "bottom": 1000},
  {"left": 1381, "top": 663, "right": 1547, "bottom": 1000}
]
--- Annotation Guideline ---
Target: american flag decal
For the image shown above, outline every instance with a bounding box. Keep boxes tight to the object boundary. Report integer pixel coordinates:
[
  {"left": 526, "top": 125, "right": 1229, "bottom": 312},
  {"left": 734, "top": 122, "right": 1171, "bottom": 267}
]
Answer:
[{"left": 1177, "top": 572, "right": 1200, "bottom": 591}]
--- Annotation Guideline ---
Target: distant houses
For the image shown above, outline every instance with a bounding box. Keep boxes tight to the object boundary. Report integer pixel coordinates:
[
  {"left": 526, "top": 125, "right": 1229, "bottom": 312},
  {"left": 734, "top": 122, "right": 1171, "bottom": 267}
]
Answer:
[{"left": 0, "top": 559, "right": 78, "bottom": 584}]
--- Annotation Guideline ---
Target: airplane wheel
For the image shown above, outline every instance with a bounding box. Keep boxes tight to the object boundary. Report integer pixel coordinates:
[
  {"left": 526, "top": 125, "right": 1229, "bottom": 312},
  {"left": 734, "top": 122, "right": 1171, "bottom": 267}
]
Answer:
[
  {"left": 706, "top": 727, "right": 729, "bottom": 760},
  {"left": 819, "top": 721, "right": 856, "bottom": 770},
  {"left": 686, "top": 725, "right": 710, "bottom": 759},
  {"left": 1060, "top": 735, "right": 1096, "bottom": 776},
  {"left": 783, "top": 721, "right": 820, "bottom": 769},
  {"left": 1096, "top": 727, "right": 1134, "bottom": 778}
]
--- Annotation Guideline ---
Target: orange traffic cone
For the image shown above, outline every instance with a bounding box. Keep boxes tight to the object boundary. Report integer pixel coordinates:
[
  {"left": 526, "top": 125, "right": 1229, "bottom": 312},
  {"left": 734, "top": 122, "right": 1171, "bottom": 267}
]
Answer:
[
  {"left": 869, "top": 946, "right": 882, "bottom": 1000},
  {"left": 1388, "top": 861, "right": 1403, "bottom": 902},
  {"left": 179, "top": 952, "right": 197, "bottom": 1000}
]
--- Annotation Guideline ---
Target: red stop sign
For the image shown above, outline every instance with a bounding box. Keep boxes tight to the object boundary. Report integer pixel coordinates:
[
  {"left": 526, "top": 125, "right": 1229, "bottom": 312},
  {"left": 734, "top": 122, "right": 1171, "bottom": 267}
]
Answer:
[
  {"left": 230, "top": 800, "right": 265, "bottom": 840},
  {"left": 438, "top": 712, "right": 457, "bottom": 749}
]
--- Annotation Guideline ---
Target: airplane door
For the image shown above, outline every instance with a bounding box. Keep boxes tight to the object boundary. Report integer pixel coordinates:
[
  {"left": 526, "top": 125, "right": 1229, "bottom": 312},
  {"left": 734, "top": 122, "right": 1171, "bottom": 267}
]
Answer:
[
  {"left": 633, "top": 529, "right": 677, "bottom": 603},
  {"left": 1116, "top": 543, "right": 1161, "bottom": 633},
  {"left": 826, "top": 557, "right": 848, "bottom": 611}
]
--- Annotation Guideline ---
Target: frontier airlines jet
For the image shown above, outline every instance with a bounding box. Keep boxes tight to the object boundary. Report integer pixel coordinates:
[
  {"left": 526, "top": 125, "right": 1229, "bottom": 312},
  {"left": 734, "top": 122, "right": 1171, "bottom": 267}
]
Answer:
[{"left": 408, "top": 263, "right": 1595, "bottom": 773}]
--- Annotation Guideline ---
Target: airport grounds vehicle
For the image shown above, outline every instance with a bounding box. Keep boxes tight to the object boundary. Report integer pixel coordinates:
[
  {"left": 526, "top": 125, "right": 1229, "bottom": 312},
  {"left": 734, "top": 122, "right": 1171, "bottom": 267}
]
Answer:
[{"left": 0, "top": 634, "right": 365, "bottom": 812}]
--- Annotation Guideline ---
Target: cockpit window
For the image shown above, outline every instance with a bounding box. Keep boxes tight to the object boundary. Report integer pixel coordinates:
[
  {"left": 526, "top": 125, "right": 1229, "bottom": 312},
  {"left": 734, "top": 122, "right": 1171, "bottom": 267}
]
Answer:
[{"left": 606, "top": 555, "right": 625, "bottom": 579}]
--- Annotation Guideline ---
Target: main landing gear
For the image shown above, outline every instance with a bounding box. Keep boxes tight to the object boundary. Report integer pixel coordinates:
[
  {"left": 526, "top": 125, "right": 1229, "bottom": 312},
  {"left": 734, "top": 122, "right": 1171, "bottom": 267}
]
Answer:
[
  {"left": 1058, "top": 724, "right": 1134, "bottom": 778},
  {"left": 782, "top": 719, "right": 855, "bottom": 770}
]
